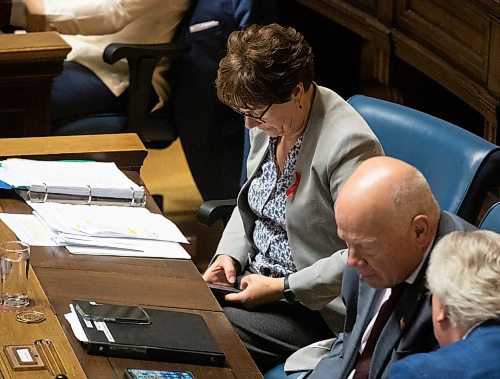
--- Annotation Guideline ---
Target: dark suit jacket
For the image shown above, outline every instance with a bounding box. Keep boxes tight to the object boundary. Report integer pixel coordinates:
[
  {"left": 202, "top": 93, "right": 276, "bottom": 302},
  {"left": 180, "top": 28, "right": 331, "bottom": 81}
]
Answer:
[
  {"left": 308, "top": 211, "right": 476, "bottom": 379},
  {"left": 168, "top": 0, "right": 276, "bottom": 200},
  {"left": 389, "top": 320, "right": 500, "bottom": 378}
]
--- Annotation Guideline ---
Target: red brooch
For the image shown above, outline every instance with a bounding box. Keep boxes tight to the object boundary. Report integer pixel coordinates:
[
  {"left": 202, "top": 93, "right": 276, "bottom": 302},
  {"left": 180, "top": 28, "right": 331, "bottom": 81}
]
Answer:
[{"left": 286, "top": 171, "right": 301, "bottom": 197}]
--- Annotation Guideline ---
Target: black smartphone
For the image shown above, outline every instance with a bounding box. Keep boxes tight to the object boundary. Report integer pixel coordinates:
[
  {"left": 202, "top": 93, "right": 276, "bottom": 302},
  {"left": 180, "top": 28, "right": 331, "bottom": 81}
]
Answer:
[
  {"left": 124, "top": 368, "right": 195, "bottom": 379},
  {"left": 207, "top": 283, "right": 241, "bottom": 296},
  {"left": 74, "top": 300, "right": 151, "bottom": 324}
]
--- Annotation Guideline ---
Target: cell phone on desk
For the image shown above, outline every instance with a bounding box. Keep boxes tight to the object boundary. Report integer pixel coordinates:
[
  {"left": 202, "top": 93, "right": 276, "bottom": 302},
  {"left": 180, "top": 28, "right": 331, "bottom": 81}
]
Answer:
[
  {"left": 74, "top": 300, "right": 151, "bottom": 324},
  {"left": 207, "top": 283, "right": 241, "bottom": 296},
  {"left": 124, "top": 368, "right": 195, "bottom": 379}
]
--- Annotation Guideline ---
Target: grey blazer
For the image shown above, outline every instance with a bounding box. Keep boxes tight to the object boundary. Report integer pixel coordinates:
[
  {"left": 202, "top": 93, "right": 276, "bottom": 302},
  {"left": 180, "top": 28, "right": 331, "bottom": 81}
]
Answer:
[
  {"left": 307, "top": 211, "right": 476, "bottom": 379},
  {"left": 215, "top": 86, "right": 383, "bottom": 333}
]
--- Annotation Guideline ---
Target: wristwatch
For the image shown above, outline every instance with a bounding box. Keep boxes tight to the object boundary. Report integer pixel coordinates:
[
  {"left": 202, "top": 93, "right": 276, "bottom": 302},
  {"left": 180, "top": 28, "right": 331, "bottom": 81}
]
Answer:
[{"left": 283, "top": 275, "right": 296, "bottom": 303}]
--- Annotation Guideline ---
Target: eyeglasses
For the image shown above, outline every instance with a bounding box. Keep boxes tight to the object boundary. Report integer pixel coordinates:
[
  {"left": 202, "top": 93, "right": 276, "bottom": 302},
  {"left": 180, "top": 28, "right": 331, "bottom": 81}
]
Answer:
[{"left": 233, "top": 103, "right": 273, "bottom": 124}]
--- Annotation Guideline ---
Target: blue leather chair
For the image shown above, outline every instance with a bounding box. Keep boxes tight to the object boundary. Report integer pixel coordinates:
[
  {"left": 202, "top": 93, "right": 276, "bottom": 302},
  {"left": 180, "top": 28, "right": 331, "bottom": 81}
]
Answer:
[
  {"left": 265, "top": 364, "right": 308, "bottom": 379},
  {"left": 202, "top": 95, "right": 500, "bottom": 225},
  {"left": 347, "top": 95, "right": 500, "bottom": 225},
  {"left": 479, "top": 202, "right": 500, "bottom": 233}
]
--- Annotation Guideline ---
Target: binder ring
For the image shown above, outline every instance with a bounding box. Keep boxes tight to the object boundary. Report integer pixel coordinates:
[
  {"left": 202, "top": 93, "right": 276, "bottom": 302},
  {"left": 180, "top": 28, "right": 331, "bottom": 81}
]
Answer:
[
  {"left": 130, "top": 187, "right": 136, "bottom": 206},
  {"left": 85, "top": 185, "right": 92, "bottom": 204},
  {"left": 28, "top": 183, "right": 48, "bottom": 203},
  {"left": 130, "top": 187, "right": 146, "bottom": 207}
]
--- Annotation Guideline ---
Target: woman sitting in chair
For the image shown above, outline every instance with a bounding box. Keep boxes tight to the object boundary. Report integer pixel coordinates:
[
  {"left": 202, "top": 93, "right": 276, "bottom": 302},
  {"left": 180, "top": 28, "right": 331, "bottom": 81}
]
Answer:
[
  {"left": 7, "top": 0, "right": 190, "bottom": 128},
  {"left": 202, "top": 23, "right": 383, "bottom": 372}
]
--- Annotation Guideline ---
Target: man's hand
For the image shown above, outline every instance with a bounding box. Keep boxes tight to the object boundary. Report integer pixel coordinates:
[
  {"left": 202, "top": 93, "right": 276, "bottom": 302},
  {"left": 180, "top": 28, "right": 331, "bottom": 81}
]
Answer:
[
  {"left": 202, "top": 254, "right": 238, "bottom": 285},
  {"left": 224, "top": 274, "right": 285, "bottom": 308}
]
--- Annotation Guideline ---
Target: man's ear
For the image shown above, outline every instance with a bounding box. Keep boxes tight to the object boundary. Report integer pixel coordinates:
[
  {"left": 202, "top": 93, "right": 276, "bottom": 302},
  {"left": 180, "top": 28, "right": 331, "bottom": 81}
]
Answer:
[
  {"left": 435, "top": 300, "right": 449, "bottom": 323},
  {"left": 413, "top": 214, "right": 430, "bottom": 244}
]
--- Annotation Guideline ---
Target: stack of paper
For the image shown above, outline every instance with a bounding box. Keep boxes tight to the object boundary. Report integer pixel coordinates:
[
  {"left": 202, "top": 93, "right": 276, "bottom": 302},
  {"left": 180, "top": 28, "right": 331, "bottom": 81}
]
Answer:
[
  {"left": 0, "top": 159, "right": 145, "bottom": 205},
  {"left": 0, "top": 203, "right": 191, "bottom": 260},
  {"left": 0, "top": 159, "right": 191, "bottom": 260}
]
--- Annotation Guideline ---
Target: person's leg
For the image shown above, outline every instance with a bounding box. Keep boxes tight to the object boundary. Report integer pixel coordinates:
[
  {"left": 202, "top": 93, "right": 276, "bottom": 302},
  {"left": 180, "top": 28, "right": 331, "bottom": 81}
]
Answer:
[
  {"left": 178, "top": 119, "right": 243, "bottom": 201},
  {"left": 51, "top": 61, "right": 128, "bottom": 127},
  {"left": 223, "top": 301, "right": 334, "bottom": 373}
]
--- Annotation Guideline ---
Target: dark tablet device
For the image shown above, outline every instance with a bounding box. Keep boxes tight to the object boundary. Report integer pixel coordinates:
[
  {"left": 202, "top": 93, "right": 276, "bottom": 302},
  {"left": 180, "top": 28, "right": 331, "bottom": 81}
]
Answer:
[{"left": 207, "top": 283, "right": 241, "bottom": 296}]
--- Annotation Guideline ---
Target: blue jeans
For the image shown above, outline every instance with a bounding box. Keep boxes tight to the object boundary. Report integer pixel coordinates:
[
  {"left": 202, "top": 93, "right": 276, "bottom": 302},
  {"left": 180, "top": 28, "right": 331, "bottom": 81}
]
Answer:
[{"left": 51, "top": 61, "right": 128, "bottom": 130}]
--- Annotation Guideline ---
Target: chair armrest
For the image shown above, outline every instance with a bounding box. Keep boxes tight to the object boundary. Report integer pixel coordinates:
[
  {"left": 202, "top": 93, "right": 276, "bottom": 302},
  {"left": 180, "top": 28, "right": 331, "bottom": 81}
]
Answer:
[
  {"left": 103, "top": 41, "right": 190, "bottom": 64},
  {"left": 197, "top": 199, "right": 237, "bottom": 226},
  {"left": 101, "top": 41, "right": 190, "bottom": 141}
]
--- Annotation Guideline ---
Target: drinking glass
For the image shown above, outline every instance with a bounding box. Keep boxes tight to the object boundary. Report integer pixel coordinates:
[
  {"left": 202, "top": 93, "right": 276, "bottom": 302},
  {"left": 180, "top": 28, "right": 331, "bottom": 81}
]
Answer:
[{"left": 1, "top": 241, "right": 30, "bottom": 307}]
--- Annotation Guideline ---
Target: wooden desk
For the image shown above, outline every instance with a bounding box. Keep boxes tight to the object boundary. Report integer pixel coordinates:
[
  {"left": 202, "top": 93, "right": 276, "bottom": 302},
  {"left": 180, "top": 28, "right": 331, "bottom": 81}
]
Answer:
[
  {"left": 0, "top": 32, "right": 71, "bottom": 136},
  {"left": 0, "top": 135, "right": 261, "bottom": 378},
  {"left": 0, "top": 268, "right": 87, "bottom": 379},
  {"left": 0, "top": 207, "right": 261, "bottom": 378},
  {"left": 0, "top": 222, "right": 86, "bottom": 379},
  {"left": 32, "top": 259, "right": 261, "bottom": 379}
]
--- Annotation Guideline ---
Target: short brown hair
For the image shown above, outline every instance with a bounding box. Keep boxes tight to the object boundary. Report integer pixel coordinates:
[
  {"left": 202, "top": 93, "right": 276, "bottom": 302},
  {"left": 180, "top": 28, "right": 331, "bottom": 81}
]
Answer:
[{"left": 216, "top": 23, "right": 314, "bottom": 110}]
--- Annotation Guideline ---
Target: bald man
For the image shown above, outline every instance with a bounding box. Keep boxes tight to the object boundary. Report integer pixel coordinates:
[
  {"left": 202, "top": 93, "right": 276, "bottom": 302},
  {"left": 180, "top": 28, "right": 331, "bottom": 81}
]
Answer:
[{"left": 273, "top": 156, "right": 477, "bottom": 378}]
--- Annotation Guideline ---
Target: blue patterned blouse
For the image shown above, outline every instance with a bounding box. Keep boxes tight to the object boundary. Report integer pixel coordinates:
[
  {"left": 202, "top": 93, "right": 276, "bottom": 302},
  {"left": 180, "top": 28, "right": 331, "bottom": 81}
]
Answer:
[{"left": 247, "top": 135, "right": 304, "bottom": 277}]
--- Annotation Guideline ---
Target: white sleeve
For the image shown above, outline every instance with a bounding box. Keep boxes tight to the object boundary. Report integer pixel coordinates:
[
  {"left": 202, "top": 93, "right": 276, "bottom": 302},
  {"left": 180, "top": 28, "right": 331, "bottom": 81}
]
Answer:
[{"left": 42, "top": 0, "right": 160, "bottom": 35}]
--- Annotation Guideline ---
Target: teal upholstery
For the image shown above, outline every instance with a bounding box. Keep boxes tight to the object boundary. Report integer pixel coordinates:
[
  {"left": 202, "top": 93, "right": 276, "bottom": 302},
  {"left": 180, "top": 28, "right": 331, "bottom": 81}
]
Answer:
[
  {"left": 347, "top": 95, "right": 500, "bottom": 224},
  {"left": 479, "top": 202, "right": 500, "bottom": 233}
]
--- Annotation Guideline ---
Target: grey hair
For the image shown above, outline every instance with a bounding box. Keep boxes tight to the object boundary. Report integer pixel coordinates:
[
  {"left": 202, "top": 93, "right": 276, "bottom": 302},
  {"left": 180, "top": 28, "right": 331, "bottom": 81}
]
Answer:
[{"left": 427, "top": 230, "right": 500, "bottom": 331}]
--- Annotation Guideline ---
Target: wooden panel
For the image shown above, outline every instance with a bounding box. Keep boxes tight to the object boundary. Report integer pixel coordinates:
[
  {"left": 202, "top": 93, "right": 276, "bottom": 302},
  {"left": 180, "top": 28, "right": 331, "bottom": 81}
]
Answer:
[
  {"left": 489, "top": 22, "right": 500, "bottom": 95},
  {"left": 346, "top": 0, "right": 378, "bottom": 14},
  {"left": 291, "top": 0, "right": 499, "bottom": 142},
  {"left": 0, "top": 86, "right": 51, "bottom": 137},
  {"left": 295, "top": 0, "right": 391, "bottom": 48},
  {"left": 394, "top": 0, "right": 491, "bottom": 82},
  {"left": 347, "top": 0, "right": 394, "bottom": 24},
  {"left": 0, "top": 32, "right": 71, "bottom": 136},
  {"left": 392, "top": 30, "right": 498, "bottom": 120}
]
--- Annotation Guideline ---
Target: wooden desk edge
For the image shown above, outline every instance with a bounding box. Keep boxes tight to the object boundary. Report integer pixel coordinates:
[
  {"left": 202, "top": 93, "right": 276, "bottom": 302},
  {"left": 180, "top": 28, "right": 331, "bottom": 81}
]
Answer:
[
  {"left": 0, "top": 134, "right": 147, "bottom": 171},
  {"left": 0, "top": 31, "right": 71, "bottom": 63}
]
